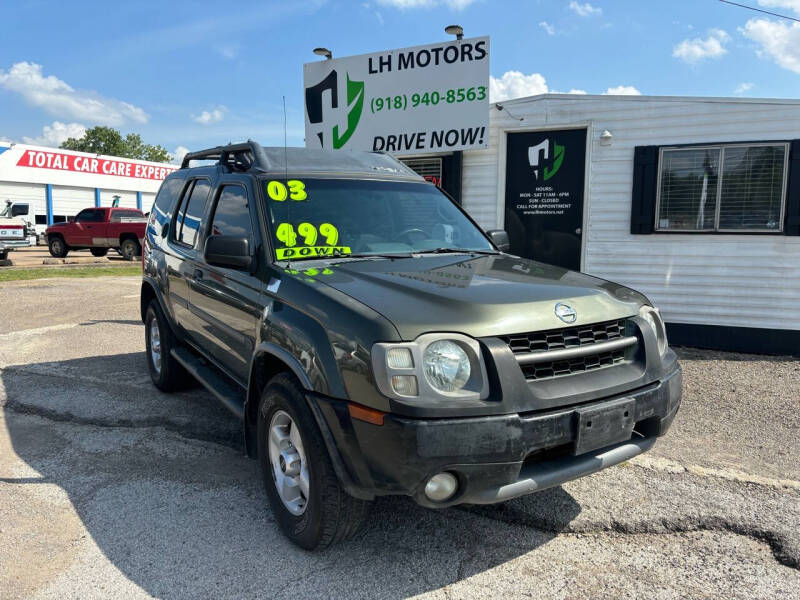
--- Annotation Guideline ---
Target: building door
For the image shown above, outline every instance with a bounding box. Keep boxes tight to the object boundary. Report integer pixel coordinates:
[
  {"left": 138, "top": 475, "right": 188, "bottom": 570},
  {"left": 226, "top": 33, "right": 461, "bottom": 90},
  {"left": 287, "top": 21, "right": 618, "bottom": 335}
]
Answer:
[{"left": 504, "top": 129, "right": 587, "bottom": 271}]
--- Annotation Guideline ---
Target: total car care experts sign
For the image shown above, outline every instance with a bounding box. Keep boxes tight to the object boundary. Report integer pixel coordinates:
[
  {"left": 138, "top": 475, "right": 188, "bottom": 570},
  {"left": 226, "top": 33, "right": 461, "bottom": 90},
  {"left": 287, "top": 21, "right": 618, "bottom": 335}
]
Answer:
[
  {"left": 16, "top": 148, "right": 177, "bottom": 180},
  {"left": 303, "top": 37, "right": 489, "bottom": 155}
]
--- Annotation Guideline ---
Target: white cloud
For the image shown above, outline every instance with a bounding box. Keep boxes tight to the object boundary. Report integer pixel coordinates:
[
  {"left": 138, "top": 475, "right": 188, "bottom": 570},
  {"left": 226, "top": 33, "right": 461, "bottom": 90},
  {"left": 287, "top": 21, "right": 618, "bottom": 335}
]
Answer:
[
  {"left": 490, "top": 71, "right": 549, "bottom": 102},
  {"left": 490, "top": 72, "right": 639, "bottom": 101},
  {"left": 539, "top": 21, "right": 555, "bottom": 35},
  {"left": 568, "top": 1, "right": 602, "bottom": 17},
  {"left": 673, "top": 29, "right": 730, "bottom": 63},
  {"left": 193, "top": 106, "right": 227, "bottom": 124},
  {"left": 734, "top": 82, "right": 755, "bottom": 94},
  {"left": 0, "top": 61, "right": 148, "bottom": 126},
  {"left": 172, "top": 145, "right": 190, "bottom": 165},
  {"left": 604, "top": 85, "right": 641, "bottom": 95},
  {"left": 376, "top": 0, "right": 476, "bottom": 8},
  {"left": 756, "top": 0, "right": 800, "bottom": 14},
  {"left": 21, "top": 121, "right": 86, "bottom": 147},
  {"left": 742, "top": 18, "right": 800, "bottom": 74}
]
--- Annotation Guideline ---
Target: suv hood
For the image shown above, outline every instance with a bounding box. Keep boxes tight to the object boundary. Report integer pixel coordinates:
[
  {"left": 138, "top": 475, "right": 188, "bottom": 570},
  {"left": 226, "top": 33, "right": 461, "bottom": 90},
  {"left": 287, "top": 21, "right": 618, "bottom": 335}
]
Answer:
[{"left": 307, "top": 254, "right": 647, "bottom": 340}]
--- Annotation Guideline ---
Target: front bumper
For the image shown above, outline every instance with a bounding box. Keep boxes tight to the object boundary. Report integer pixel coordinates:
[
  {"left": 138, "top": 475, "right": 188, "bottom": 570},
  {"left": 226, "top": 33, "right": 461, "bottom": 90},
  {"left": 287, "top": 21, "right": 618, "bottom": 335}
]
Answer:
[
  {"left": 314, "top": 365, "right": 682, "bottom": 507},
  {"left": 0, "top": 239, "right": 30, "bottom": 251}
]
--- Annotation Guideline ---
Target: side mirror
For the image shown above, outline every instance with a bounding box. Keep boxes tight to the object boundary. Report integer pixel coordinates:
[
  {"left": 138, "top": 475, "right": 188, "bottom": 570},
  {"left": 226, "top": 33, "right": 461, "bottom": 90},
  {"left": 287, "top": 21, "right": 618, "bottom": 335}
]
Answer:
[
  {"left": 486, "top": 229, "right": 511, "bottom": 253},
  {"left": 205, "top": 235, "right": 252, "bottom": 270}
]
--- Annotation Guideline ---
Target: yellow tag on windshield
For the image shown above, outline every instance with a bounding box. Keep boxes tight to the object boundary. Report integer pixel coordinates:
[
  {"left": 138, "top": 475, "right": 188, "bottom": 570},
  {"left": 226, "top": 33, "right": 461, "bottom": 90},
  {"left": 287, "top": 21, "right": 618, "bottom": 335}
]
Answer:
[
  {"left": 276, "top": 246, "right": 351, "bottom": 260},
  {"left": 267, "top": 180, "right": 307, "bottom": 201}
]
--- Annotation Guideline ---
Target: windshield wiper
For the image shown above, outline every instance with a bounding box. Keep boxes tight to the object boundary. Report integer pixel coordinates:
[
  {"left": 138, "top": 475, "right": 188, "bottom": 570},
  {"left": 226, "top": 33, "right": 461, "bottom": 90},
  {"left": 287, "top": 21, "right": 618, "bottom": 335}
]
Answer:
[
  {"left": 329, "top": 252, "right": 414, "bottom": 262},
  {"left": 413, "top": 247, "right": 500, "bottom": 256}
]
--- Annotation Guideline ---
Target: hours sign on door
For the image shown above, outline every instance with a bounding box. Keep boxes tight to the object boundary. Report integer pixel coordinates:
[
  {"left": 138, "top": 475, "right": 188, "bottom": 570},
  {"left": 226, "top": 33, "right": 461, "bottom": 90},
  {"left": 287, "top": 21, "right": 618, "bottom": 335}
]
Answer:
[{"left": 303, "top": 37, "right": 490, "bottom": 155}]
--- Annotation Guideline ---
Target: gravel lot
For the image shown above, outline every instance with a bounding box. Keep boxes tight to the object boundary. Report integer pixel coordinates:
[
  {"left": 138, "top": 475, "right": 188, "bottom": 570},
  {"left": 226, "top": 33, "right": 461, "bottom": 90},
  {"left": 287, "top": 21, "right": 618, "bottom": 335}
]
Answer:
[{"left": 0, "top": 277, "right": 798, "bottom": 599}]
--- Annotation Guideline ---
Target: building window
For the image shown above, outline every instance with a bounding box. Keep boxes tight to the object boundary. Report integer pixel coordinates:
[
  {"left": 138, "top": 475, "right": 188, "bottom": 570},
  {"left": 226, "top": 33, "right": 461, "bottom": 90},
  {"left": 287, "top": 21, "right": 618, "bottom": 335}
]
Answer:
[{"left": 655, "top": 143, "right": 788, "bottom": 232}]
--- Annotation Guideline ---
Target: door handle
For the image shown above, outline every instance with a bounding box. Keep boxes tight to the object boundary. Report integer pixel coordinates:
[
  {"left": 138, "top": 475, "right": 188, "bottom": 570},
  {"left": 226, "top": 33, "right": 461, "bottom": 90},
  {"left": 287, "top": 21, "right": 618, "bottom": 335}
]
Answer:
[{"left": 194, "top": 269, "right": 203, "bottom": 280}]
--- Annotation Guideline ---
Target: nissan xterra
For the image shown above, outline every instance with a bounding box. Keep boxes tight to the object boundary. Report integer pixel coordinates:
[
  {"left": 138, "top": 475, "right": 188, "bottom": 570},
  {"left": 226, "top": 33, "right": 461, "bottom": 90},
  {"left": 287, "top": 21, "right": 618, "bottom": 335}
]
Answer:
[{"left": 140, "top": 141, "right": 681, "bottom": 549}]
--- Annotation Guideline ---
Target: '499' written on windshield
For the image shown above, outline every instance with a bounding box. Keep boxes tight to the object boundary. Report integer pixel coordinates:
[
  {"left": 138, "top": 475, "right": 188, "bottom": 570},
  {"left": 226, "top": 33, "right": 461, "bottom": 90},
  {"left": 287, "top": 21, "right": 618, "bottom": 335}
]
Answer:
[
  {"left": 266, "top": 179, "right": 351, "bottom": 260},
  {"left": 264, "top": 177, "right": 493, "bottom": 262}
]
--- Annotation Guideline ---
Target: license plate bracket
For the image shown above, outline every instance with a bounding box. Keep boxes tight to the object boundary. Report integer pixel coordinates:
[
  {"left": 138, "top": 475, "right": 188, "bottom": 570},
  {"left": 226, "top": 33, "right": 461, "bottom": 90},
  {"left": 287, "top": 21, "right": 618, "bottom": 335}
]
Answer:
[{"left": 573, "top": 397, "right": 636, "bottom": 455}]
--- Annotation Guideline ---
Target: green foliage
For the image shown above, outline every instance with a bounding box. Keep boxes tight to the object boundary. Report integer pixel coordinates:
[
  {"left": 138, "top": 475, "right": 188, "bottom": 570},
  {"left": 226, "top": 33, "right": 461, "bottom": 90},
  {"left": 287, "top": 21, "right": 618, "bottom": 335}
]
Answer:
[
  {"left": 0, "top": 265, "right": 142, "bottom": 282},
  {"left": 60, "top": 126, "right": 171, "bottom": 163}
]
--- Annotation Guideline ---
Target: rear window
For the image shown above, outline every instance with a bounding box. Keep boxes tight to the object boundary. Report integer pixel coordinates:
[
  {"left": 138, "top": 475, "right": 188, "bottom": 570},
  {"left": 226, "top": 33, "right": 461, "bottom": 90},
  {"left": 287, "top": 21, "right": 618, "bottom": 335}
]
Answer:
[
  {"left": 176, "top": 179, "right": 211, "bottom": 247},
  {"left": 149, "top": 177, "right": 184, "bottom": 229},
  {"left": 110, "top": 209, "right": 144, "bottom": 222}
]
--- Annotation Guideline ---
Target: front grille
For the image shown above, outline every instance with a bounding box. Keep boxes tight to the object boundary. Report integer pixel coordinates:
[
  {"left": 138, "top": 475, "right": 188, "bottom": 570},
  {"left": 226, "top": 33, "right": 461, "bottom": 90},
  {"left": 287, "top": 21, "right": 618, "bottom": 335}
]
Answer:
[
  {"left": 500, "top": 319, "right": 631, "bottom": 381},
  {"left": 502, "top": 319, "right": 627, "bottom": 355},
  {"left": 519, "top": 348, "right": 627, "bottom": 380}
]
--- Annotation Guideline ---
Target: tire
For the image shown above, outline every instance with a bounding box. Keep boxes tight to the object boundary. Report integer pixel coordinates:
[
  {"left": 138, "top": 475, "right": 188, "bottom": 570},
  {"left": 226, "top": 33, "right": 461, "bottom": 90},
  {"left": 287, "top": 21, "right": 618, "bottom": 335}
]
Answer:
[
  {"left": 258, "top": 373, "right": 368, "bottom": 550},
  {"left": 48, "top": 236, "right": 68, "bottom": 258},
  {"left": 90, "top": 248, "right": 108, "bottom": 257},
  {"left": 144, "top": 299, "right": 189, "bottom": 392},
  {"left": 120, "top": 238, "right": 140, "bottom": 261}
]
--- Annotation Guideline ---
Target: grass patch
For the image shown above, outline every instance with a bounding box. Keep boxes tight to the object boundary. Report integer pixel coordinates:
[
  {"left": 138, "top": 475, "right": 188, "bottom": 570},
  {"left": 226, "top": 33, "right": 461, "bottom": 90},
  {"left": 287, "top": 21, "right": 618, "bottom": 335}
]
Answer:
[{"left": 0, "top": 266, "right": 142, "bottom": 282}]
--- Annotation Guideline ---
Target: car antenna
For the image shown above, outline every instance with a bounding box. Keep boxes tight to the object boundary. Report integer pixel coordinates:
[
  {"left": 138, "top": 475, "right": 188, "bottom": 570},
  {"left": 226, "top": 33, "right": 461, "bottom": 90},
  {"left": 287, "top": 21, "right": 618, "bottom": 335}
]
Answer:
[{"left": 283, "top": 95, "right": 293, "bottom": 271}]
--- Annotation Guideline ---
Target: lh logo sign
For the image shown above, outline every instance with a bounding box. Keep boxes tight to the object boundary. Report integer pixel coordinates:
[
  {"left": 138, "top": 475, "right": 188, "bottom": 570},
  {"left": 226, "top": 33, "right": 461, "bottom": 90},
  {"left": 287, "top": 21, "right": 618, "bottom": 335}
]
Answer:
[{"left": 528, "top": 138, "right": 565, "bottom": 181}]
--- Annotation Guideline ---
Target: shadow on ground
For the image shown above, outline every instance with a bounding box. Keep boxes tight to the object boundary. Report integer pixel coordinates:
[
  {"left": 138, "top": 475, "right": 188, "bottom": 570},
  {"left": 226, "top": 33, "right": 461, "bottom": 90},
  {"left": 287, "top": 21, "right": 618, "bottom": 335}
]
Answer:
[{"left": 2, "top": 352, "right": 582, "bottom": 599}]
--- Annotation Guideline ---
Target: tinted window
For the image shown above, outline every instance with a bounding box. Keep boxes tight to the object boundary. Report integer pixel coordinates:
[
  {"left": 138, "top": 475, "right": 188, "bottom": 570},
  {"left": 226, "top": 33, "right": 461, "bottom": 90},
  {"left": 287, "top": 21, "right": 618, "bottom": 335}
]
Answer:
[
  {"left": 76, "top": 209, "right": 104, "bottom": 223},
  {"left": 35, "top": 215, "right": 47, "bottom": 225},
  {"left": 210, "top": 186, "right": 253, "bottom": 238},
  {"left": 110, "top": 209, "right": 144, "bottom": 222},
  {"left": 264, "top": 178, "right": 493, "bottom": 261},
  {"left": 150, "top": 177, "right": 184, "bottom": 229},
  {"left": 178, "top": 179, "right": 211, "bottom": 247}
]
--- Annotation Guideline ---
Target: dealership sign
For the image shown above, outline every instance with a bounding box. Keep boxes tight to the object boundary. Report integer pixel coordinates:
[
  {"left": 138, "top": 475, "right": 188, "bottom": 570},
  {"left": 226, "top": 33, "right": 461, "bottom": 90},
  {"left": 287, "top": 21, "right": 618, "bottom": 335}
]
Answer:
[
  {"left": 15, "top": 148, "right": 177, "bottom": 180},
  {"left": 303, "top": 36, "right": 489, "bottom": 155}
]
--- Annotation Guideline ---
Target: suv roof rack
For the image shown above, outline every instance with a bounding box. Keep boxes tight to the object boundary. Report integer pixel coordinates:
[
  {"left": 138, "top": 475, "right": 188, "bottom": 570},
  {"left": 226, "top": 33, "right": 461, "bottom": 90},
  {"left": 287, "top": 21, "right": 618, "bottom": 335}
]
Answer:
[
  {"left": 179, "top": 141, "right": 423, "bottom": 181},
  {"left": 180, "top": 140, "right": 270, "bottom": 172}
]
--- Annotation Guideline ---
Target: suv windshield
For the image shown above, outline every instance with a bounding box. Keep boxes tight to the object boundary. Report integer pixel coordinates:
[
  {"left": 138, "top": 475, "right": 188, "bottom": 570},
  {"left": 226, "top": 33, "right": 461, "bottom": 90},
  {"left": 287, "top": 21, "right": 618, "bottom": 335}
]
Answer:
[{"left": 263, "top": 178, "right": 494, "bottom": 261}]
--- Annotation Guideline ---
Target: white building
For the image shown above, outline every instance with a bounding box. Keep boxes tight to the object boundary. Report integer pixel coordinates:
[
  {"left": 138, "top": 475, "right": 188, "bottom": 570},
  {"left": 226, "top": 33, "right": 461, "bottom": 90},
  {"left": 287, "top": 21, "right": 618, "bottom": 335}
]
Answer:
[
  {"left": 403, "top": 95, "right": 800, "bottom": 354},
  {"left": 0, "top": 142, "right": 177, "bottom": 235}
]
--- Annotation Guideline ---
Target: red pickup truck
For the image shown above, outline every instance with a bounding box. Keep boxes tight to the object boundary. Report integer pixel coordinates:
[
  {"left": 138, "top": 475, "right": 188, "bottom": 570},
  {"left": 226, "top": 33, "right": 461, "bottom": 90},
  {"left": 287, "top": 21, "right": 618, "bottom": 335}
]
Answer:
[{"left": 46, "top": 207, "right": 147, "bottom": 260}]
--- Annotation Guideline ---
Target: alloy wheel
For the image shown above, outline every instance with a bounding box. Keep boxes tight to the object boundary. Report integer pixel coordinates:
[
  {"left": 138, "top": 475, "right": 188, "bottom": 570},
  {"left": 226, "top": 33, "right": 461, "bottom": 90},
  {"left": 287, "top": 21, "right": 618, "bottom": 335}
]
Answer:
[{"left": 268, "top": 410, "right": 310, "bottom": 515}]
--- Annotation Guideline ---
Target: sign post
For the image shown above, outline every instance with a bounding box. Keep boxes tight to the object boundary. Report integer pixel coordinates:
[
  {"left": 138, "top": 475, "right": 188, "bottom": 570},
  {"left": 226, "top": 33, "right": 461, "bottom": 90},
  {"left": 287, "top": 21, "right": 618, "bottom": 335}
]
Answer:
[{"left": 303, "top": 37, "right": 490, "bottom": 155}]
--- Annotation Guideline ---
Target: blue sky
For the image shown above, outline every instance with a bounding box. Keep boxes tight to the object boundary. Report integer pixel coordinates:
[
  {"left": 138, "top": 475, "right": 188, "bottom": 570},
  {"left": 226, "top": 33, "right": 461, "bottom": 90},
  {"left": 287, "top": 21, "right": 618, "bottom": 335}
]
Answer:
[{"left": 1, "top": 0, "right": 799, "bottom": 161}]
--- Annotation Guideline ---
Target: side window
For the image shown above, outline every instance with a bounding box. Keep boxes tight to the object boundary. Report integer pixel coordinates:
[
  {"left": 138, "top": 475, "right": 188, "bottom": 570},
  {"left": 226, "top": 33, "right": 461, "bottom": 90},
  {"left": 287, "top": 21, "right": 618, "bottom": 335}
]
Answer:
[
  {"left": 177, "top": 179, "right": 211, "bottom": 247},
  {"left": 76, "top": 209, "right": 102, "bottom": 223},
  {"left": 150, "top": 177, "right": 183, "bottom": 229},
  {"left": 209, "top": 186, "right": 253, "bottom": 239}
]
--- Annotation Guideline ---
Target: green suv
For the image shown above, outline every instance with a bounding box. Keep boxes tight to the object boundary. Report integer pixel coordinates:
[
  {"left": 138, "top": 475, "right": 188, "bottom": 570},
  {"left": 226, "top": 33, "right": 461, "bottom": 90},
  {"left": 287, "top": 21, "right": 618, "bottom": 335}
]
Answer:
[{"left": 141, "top": 141, "right": 681, "bottom": 549}]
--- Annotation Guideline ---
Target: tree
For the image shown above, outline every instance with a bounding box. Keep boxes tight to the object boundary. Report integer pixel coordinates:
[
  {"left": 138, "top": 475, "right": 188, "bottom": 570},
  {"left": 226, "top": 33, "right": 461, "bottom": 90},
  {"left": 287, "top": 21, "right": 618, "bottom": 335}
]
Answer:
[{"left": 60, "top": 126, "right": 171, "bottom": 163}]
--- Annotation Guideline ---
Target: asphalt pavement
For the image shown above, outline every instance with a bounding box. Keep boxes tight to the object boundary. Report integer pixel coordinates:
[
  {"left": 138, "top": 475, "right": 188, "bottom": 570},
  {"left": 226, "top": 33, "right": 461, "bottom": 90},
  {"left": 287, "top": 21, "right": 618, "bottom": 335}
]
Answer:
[{"left": 0, "top": 277, "right": 798, "bottom": 599}]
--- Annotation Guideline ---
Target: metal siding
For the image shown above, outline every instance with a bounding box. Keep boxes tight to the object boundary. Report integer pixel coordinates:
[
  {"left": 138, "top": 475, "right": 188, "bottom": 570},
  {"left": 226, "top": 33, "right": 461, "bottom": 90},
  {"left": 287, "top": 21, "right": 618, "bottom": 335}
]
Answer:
[
  {"left": 51, "top": 185, "right": 95, "bottom": 218},
  {"left": 140, "top": 192, "right": 156, "bottom": 213},
  {"left": 0, "top": 181, "right": 47, "bottom": 216},
  {"left": 100, "top": 189, "right": 138, "bottom": 209},
  {"left": 460, "top": 96, "right": 800, "bottom": 331}
]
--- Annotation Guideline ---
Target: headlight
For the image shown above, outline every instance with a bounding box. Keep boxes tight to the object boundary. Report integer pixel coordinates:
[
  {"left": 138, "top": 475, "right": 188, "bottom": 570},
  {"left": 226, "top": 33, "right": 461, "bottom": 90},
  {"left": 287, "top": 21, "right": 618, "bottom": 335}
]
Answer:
[
  {"left": 423, "top": 340, "right": 470, "bottom": 392},
  {"left": 639, "top": 305, "right": 668, "bottom": 357},
  {"left": 371, "top": 334, "right": 489, "bottom": 402}
]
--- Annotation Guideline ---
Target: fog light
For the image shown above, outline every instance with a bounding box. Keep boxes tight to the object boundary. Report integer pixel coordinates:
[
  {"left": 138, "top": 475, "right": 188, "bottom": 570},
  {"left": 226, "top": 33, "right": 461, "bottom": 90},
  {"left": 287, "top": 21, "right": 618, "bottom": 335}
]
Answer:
[
  {"left": 391, "top": 375, "right": 418, "bottom": 396},
  {"left": 424, "top": 472, "right": 458, "bottom": 502}
]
